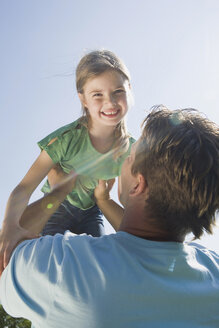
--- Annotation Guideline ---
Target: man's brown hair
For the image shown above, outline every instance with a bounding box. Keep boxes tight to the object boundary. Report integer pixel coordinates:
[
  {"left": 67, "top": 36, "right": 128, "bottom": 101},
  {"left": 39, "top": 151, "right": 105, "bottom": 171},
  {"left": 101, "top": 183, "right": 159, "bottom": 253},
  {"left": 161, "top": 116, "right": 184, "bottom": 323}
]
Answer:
[{"left": 132, "top": 106, "right": 219, "bottom": 240}]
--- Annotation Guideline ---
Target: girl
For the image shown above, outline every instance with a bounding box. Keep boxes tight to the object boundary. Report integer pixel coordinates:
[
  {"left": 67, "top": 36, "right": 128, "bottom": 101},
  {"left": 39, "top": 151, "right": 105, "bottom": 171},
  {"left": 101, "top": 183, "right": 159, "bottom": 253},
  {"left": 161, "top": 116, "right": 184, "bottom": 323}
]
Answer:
[{"left": 0, "top": 50, "right": 135, "bottom": 273}]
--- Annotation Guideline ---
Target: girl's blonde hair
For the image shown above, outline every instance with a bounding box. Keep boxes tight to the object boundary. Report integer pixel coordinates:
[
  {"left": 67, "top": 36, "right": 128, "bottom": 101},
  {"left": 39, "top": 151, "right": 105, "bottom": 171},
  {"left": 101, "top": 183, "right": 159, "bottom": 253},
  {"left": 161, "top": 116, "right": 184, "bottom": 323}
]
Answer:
[{"left": 76, "top": 49, "right": 132, "bottom": 159}]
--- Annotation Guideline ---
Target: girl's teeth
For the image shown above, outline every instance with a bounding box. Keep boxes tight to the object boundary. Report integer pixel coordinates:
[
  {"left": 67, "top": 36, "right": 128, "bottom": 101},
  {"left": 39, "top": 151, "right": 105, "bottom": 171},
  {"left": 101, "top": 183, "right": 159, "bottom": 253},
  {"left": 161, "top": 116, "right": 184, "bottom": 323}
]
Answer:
[{"left": 102, "top": 111, "right": 117, "bottom": 115}]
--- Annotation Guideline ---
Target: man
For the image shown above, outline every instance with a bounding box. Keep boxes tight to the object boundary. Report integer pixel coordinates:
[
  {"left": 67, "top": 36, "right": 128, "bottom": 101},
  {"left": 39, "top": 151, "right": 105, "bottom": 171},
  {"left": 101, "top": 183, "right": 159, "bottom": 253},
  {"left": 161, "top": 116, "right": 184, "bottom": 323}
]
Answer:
[{"left": 0, "top": 106, "right": 219, "bottom": 327}]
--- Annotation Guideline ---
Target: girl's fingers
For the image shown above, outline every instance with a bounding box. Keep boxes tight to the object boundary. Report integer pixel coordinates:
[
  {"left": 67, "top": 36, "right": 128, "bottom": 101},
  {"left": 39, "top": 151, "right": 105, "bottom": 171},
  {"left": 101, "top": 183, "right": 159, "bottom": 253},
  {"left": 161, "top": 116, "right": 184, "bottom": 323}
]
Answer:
[
  {"left": 107, "top": 178, "right": 115, "bottom": 191},
  {"left": 98, "top": 180, "right": 107, "bottom": 188}
]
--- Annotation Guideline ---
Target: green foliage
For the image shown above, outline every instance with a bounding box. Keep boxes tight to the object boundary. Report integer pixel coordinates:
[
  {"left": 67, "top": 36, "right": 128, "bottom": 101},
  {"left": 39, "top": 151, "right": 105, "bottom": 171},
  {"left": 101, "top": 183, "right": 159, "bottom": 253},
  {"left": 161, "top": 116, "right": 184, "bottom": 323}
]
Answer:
[{"left": 0, "top": 305, "right": 31, "bottom": 328}]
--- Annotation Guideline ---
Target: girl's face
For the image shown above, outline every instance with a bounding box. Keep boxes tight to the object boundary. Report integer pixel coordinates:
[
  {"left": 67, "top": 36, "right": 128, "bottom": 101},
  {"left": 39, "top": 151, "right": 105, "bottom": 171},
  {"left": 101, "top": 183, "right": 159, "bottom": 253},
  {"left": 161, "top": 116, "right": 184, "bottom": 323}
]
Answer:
[{"left": 78, "top": 70, "right": 131, "bottom": 128}]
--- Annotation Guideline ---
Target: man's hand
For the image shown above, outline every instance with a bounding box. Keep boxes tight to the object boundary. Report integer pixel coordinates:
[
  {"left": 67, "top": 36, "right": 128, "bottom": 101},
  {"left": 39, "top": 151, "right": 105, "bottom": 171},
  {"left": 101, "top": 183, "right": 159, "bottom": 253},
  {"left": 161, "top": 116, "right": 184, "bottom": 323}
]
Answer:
[
  {"left": 94, "top": 179, "right": 115, "bottom": 202},
  {"left": 0, "top": 223, "right": 39, "bottom": 276},
  {"left": 48, "top": 165, "right": 77, "bottom": 194}
]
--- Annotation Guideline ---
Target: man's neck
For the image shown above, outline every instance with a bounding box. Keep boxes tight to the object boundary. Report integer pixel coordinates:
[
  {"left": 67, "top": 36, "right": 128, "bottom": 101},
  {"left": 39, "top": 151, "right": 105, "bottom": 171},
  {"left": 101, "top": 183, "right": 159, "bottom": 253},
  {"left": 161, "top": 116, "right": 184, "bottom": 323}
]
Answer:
[{"left": 119, "top": 209, "right": 185, "bottom": 243}]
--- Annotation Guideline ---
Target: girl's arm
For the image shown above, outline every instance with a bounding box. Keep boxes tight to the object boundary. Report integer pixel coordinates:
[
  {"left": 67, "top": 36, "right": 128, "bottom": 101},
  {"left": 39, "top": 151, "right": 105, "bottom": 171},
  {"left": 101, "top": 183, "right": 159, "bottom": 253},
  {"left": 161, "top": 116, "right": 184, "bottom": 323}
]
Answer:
[
  {"left": 0, "top": 150, "right": 56, "bottom": 275},
  {"left": 94, "top": 179, "right": 124, "bottom": 231}
]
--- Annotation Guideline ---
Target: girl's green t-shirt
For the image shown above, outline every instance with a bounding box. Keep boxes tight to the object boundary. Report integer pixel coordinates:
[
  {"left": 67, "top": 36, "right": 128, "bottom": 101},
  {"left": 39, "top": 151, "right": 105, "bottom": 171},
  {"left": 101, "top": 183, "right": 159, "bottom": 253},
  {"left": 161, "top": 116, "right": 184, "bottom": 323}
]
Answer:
[{"left": 38, "top": 119, "right": 135, "bottom": 210}]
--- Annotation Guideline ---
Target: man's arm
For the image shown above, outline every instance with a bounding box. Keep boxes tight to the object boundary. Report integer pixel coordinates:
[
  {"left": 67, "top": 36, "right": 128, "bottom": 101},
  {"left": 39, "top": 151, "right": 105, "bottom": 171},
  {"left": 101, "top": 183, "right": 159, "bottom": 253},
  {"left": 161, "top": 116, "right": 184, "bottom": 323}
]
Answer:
[
  {"left": 20, "top": 169, "right": 77, "bottom": 234},
  {"left": 0, "top": 236, "right": 60, "bottom": 323},
  {"left": 94, "top": 179, "right": 124, "bottom": 231}
]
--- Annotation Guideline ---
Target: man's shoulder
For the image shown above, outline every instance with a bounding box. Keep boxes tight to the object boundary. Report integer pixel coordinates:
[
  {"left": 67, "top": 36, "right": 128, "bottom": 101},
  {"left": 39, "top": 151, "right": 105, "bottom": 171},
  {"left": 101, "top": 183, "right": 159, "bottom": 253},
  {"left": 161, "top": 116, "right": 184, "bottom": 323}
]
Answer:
[
  {"left": 188, "top": 242, "right": 218, "bottom": 254},
  {"left": 187, "top": 242, "right": 219, "bottom": 264},
  {"left": 62, "top": 231, "right": 118, "bottom": 250}
]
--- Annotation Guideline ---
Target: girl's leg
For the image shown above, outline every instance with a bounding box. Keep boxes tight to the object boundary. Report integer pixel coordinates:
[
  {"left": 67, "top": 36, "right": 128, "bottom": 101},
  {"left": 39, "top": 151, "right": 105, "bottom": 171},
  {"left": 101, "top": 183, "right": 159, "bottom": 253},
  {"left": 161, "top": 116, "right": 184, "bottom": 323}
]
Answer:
[
  {"left": 41, "top": 200, "right": 77, "bottom": 236},
  {"left": 42, "top": 200, "right": 105, "bottom": 237},
  {"left": 77, "top": 205, "right": 105, "bottom": 237}
]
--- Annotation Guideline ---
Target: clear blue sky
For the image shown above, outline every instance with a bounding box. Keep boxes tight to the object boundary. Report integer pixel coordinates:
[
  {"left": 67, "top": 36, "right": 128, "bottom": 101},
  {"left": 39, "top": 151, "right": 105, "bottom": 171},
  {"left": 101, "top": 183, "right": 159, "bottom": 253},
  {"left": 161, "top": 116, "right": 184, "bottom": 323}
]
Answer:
[{"left": 0, "top": 0, "right": 218, "bottom": 250}]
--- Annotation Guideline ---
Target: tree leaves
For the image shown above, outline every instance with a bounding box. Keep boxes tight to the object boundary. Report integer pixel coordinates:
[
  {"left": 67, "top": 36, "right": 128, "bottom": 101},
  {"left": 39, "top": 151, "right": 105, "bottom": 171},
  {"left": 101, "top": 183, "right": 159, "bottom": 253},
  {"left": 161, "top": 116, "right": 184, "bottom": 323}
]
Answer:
[{"left": 0, "top": 305, "right": 31, "bottom": 328}]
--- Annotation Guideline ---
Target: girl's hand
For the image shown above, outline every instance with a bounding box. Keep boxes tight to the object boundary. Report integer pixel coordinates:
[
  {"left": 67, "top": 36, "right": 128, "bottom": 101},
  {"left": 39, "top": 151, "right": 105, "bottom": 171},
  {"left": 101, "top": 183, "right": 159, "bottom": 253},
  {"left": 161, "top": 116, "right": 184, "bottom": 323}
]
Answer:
[
  {"left": 94, "top": 179, "right": 115, "bottom": 202},
  {"left": 94, "top": 179, "right": 124, "bottom": 231},
  {"left": 0, "top": 223, "right": 39, "bottom": 276}
]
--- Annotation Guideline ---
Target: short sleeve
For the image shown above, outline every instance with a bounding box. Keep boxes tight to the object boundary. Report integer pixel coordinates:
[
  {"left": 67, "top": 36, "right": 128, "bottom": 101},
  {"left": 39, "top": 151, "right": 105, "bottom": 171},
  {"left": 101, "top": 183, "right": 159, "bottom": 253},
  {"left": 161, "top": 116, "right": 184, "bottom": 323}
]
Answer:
[
  {"left": 38, "top": 137, "right": 64, "bottom": 164},
  {"left": 37, "top": 120, "right": 81, "bottom": 165},
  {"left": 0, "top": 236, "right": 63, "bottom": 322}
]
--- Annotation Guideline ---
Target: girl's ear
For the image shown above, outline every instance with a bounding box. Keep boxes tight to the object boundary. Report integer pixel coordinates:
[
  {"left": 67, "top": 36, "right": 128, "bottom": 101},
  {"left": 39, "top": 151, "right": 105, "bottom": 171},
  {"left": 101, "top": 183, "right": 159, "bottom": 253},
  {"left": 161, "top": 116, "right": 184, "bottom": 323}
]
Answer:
[{"left": 78, "top": 92, "right": 87, "bottom": 108}]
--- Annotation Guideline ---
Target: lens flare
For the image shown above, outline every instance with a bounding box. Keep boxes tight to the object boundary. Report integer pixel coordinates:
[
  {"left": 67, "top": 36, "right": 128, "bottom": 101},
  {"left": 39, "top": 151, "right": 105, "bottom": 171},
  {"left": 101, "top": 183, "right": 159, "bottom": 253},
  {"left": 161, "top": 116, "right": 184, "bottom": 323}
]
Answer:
[
  {"left": 170, "top": 112, "right": 184, "bottom": 126},
  {"left": 60, "top": 146, "right": 121, "bottom": 185}
]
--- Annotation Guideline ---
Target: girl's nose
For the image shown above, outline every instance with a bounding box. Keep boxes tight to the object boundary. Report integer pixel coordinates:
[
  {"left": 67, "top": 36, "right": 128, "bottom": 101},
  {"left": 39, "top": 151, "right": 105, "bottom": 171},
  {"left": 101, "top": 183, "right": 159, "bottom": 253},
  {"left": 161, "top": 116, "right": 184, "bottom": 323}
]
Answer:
[{"left": 106, "top": 94, "right": 116, "bottom": 106}]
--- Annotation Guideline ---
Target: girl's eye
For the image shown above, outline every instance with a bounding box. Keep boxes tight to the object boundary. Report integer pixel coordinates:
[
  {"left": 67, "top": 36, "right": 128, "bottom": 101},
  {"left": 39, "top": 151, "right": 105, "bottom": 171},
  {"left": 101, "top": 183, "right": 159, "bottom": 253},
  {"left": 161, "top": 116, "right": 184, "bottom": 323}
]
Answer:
[
  {"left": 115, "top": 89, "right": 125, "bottom": 94},
  {"left": 93, "top": 93, "right": 102, "bottom": 97}
]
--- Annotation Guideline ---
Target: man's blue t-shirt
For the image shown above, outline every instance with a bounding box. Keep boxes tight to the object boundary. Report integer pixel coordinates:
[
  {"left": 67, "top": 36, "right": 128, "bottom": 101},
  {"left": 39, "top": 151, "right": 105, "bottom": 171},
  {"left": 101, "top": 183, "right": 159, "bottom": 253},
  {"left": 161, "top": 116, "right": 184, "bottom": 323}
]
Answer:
[{"left": 0, "top": 231, "right": 218, "bottom": 328}]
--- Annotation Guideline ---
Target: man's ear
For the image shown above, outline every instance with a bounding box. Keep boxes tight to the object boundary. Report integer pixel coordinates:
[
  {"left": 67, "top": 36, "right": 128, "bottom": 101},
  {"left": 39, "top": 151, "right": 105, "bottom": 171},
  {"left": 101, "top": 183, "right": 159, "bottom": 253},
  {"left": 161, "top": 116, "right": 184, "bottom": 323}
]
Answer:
[
  {"left": 78, "top": 92, "right": 87, "bottom": 108},
  {"left": 129, "top": 174, "right": 149, "bottom": 198}
]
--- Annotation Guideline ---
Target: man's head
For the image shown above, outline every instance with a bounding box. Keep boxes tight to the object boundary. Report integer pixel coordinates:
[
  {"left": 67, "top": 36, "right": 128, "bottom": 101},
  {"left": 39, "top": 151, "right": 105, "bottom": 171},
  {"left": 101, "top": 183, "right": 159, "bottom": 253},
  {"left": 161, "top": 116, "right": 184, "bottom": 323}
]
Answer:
[{"left": 120, "top": 105, "right": 219, "bottom": 241}]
